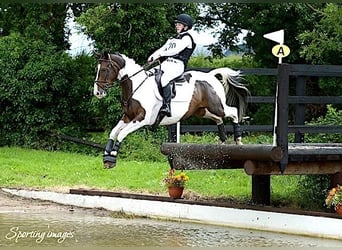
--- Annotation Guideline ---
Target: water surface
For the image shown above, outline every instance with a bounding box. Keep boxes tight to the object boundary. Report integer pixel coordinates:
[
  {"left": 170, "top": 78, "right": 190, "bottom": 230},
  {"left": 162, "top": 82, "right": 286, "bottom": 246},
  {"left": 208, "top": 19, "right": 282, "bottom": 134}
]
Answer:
[{"left": 1, "top": 210, "right": 341, "bottom": 247}]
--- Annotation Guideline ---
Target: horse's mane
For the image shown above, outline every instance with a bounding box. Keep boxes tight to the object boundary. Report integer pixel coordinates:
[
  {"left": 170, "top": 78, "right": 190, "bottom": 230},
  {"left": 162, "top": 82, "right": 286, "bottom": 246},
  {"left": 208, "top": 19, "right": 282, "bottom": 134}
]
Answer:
[{"left": 119, "top": 54, "right": 143, "bottom": 75}]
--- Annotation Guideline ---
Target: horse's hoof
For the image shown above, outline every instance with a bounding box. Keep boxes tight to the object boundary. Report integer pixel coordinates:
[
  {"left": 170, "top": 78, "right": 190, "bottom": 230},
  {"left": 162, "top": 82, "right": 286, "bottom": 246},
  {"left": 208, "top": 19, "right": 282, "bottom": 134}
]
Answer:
[
  {"left": 103, "top": 161, "right": 115, "bottom": 169},
  {"left": 103, "top": 155, "right": 116, "bottom": 169}
]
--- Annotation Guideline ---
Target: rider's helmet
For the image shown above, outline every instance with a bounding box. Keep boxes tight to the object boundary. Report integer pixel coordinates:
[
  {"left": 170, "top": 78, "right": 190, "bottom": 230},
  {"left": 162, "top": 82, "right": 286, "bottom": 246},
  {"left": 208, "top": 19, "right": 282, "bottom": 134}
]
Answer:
[{"left": 174, "top": 14, "right": 193, "bottom": 29}]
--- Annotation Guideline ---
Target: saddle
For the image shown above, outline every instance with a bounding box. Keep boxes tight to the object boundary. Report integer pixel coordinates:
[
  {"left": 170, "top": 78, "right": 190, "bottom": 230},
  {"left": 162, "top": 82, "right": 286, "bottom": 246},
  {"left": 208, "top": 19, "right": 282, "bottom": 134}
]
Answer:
[{"left": 154, "top": 69, "right": 192, "bottom": 98}]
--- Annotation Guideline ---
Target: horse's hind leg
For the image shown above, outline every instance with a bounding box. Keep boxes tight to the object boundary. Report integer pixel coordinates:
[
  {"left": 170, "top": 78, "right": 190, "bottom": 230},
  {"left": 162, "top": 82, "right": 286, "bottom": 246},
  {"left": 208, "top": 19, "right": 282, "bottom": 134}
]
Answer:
[
  {"left": 223, "top": 105, "right": 243, "bottom": 145},
  {"left": 201, "top": 110, "right": 227, "bottom": 143}
]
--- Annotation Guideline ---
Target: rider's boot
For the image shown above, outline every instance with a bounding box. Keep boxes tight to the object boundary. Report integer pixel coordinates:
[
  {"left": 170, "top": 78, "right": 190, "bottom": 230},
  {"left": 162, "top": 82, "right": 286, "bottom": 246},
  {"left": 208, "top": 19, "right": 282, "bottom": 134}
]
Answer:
[{"left": 160, "top": 84, "right": 172, "bottom": 117}]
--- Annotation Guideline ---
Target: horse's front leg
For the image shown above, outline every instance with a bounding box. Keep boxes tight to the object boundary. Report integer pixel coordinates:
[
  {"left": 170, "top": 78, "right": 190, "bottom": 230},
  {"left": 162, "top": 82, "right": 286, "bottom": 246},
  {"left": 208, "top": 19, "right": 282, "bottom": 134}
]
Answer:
[
  {"left": 103, "top": 120, "right": 126, "bottom": 169},
  {"left": 104, "top": 120, "right": 147, "bottom": 169}
]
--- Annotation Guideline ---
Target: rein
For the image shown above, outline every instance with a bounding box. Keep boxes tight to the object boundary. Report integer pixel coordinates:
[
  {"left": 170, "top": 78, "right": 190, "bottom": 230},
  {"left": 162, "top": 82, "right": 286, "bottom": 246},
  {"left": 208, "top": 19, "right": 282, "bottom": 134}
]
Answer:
[{"left": 125, "top": 60, "right": 161, "bottom": 102}]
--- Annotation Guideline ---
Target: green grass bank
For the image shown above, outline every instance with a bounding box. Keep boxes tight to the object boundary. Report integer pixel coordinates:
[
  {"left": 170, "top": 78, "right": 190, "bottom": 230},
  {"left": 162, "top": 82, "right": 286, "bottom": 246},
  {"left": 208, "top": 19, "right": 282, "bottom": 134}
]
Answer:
[{"left": 0, "top": 146, "right": 308, "bottom": 210}]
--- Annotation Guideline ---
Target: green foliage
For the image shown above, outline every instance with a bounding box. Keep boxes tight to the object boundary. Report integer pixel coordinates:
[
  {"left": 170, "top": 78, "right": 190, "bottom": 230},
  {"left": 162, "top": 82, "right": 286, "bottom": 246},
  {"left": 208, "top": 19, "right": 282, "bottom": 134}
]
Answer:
[
  {"left": 298, "top": 3, "right": 342, "bottom": 65},
  {"left": 197, "top": 3, "right": 332, "bottom": 66},
  {"left": 0, "top": 32, "right": 95, "bottom": 148},
  {"left": 119, "top": 127, "right": 169, "bottom": 162},
  {"left": 305, "top": 105, "right": 342, "bottom": 143},
  {"left": 77, "top": 3, "right": 198, "bottom": 64},
  {"left": 0, "top": 3, "right": 70, "bottom": 51},
  {"left": 295, "top": 105, "right": 342, "bottom": 209}
]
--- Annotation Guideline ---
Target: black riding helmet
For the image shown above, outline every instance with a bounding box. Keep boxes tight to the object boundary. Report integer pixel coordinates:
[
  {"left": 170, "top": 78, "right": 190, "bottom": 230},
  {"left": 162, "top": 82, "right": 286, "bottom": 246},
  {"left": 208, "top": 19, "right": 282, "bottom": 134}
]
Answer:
[{"left": 174, "top": 14, "right": 193, "bottom": 29}]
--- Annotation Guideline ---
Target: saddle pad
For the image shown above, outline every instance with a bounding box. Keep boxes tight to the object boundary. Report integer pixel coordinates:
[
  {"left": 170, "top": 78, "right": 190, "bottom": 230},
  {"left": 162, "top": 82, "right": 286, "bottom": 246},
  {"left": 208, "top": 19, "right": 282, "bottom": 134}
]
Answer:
[{"left": 172, "top": 81, "right": 195, "bottom": 102}]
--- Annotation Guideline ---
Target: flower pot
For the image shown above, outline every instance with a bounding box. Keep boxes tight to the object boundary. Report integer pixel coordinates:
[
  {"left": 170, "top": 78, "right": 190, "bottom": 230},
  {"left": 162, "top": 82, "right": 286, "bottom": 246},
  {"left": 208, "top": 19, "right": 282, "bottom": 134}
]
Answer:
[
  {"left": 168, "top": 186, "right": 184, "bottom": 199},
  {"left": 335, "top": 204, "right": 342, "bottom": 215}
]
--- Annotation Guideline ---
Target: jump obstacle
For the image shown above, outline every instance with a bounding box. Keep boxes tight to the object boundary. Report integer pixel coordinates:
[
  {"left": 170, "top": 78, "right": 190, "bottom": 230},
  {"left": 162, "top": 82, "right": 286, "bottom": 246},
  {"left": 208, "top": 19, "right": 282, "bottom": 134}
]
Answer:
[{"left": 160, "top": 64, "right": 342, "bottom": 205}]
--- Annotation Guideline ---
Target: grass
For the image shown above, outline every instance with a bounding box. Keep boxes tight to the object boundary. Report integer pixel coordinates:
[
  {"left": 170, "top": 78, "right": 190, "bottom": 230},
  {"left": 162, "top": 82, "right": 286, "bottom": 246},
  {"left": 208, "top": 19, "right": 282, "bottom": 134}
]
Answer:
[{"left": 0, "top": 146, "right": 306, "bottom": 209}]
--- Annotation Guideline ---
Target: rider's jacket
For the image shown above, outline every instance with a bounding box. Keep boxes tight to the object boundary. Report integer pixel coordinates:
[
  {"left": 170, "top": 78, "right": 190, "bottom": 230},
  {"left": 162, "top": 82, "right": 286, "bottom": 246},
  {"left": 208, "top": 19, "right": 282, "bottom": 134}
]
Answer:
[
  {"left": 154, "top": 31, "right": 196, "bottom": 67},
  {"left": 170, "top": 32, "right": 196, "bottom": 67}
]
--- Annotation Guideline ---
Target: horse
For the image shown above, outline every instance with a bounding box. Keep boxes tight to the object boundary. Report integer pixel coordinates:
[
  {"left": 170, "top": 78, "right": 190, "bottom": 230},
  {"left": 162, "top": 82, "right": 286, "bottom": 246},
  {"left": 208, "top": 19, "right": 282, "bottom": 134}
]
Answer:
[{"left": 93, "top": 51, "right": 250, "bottom": 169}]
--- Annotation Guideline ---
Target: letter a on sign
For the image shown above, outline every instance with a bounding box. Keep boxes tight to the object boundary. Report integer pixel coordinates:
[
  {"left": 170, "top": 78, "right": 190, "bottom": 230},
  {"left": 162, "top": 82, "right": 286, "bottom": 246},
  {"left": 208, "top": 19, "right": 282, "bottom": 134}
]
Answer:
[{"left": 272, "top": 44, "right": 290, "bottom": 58}]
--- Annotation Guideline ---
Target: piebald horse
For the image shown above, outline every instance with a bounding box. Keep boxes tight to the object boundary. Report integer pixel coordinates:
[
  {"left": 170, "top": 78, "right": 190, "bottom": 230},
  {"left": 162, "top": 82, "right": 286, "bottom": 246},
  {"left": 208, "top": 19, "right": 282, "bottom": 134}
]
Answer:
[{"left": 94, "top": 51, "right": 249, "bottom": 169}]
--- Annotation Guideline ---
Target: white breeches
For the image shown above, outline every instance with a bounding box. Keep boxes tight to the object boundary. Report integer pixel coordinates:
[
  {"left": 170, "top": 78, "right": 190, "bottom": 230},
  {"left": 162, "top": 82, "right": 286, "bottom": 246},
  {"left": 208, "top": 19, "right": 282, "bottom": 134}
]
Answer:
[{"left": 160, "top": 58, "right": 184, "bottom": 87}]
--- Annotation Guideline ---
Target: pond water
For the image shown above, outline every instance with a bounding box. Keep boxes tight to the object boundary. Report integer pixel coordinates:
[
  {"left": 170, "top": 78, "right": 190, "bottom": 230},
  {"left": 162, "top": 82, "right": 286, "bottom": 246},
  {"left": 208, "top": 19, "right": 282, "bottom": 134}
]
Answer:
[{"left": 1, "top": 210, "right": 342, "bottom": 247}]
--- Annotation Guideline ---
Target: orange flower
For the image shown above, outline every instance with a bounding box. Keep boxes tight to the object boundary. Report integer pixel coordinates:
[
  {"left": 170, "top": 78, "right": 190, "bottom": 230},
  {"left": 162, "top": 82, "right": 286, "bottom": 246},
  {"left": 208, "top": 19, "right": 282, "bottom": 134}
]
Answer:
[{"left": 162, "top": 169, "right": 189, "bottom": 188}]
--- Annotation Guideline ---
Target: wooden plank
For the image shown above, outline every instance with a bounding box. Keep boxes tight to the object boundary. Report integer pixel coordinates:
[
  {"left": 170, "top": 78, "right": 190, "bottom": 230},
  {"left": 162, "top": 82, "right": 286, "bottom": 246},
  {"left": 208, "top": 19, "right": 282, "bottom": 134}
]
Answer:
[
  {"left": 188, "top": 65, "right": 342, "bottom": 77},
  {"left": 289, "top": 64, "right": 342, "bottom": 77},
  {"left": 179, "top": 124, "right": 342, "bottom": 134},
  {"left": 248, "top": 96, "right": 342, "bottom": 104},
  {"left": 288, "top": 144, "right": 342, "bottom": 162},
  {"left": 161, "top": 143, "right": 283, "bottom": 161},
  {"left": 244, "top": 160, "right": 342, "bottom": 175}
]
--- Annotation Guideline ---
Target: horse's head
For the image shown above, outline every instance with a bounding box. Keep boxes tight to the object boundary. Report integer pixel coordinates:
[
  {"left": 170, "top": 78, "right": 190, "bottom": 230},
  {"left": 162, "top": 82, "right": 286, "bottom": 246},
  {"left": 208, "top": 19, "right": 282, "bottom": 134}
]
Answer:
[{"left": 93, "top": 51, "right": 126, "bottom": 99}]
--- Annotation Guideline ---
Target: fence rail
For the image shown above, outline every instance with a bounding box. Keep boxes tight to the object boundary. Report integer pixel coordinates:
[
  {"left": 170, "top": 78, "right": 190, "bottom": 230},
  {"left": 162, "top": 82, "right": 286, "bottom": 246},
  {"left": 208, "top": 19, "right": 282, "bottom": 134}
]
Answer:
[{"left": 171, "top": 64, "right": 342, "bottom": 141}]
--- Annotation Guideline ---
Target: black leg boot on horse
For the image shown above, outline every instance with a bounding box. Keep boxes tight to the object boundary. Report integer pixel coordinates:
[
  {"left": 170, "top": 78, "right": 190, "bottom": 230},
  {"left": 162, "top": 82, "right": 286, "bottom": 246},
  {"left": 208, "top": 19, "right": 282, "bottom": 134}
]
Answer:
[
  {"left": 103, "top": 139, "right": 121, "bottom": 169},
  {"left": 233, "top": 122, "right": 243, "bottom": 145}
]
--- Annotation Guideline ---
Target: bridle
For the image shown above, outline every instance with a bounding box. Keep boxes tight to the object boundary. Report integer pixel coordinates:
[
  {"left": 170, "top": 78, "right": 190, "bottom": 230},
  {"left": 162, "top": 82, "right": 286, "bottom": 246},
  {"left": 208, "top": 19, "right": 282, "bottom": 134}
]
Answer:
[{"left": 94, "top": 57, "right": 123, "bottom": 91}]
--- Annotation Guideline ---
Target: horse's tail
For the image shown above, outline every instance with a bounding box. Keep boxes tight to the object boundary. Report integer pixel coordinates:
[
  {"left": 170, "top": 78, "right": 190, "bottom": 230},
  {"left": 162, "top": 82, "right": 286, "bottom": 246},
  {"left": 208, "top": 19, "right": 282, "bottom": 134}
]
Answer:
[{"left": 209, "top": 67, "right": 250, "bottom": 122}]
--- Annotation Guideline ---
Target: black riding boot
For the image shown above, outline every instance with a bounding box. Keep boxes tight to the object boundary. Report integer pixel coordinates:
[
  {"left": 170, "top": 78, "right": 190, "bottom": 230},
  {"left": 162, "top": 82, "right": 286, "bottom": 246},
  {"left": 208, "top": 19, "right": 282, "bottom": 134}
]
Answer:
[{"left": 160, "top": 84, "right": 172, "bottom": 117}]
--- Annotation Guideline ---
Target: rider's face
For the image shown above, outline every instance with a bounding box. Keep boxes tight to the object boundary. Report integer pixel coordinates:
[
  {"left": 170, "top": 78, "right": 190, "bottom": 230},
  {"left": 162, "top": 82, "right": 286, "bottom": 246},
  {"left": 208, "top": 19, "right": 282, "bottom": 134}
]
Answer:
[{"left": 175, "top": 22, "right": 186, "bottom": 33}]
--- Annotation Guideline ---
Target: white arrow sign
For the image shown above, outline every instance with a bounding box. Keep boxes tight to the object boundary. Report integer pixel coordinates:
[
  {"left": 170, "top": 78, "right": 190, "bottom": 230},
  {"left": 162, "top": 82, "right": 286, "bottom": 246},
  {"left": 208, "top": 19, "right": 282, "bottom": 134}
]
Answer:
[{"left": 263, "top": 29, "right": 284, "bottom": 44}]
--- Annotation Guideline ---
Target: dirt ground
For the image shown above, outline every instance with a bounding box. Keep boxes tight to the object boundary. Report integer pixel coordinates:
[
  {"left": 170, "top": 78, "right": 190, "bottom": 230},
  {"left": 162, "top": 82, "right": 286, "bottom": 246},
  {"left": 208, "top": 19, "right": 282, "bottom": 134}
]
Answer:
[{"left": 0, "top": 188, "right": 111, "bottom": 216}]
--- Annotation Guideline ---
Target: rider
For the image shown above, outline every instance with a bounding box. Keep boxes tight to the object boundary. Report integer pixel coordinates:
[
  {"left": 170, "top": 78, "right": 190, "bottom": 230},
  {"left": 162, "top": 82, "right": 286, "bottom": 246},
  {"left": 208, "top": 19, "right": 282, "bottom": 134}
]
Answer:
[{"left": 148, "top": 13, "right": 196, "bottom": 117}]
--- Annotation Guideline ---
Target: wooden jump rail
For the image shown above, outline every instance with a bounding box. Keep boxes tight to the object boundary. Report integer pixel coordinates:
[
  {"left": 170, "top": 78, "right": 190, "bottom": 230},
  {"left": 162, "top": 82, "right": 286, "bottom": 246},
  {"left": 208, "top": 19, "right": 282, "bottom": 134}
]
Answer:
[
  {"left": 161, "top": 143, "right": 283, "bottom": 169},
  {"left": 161, "top": 63, "right": 342, "bottom": 205},
  {"left": 161, "top": 142, "right": 342, "bottom": 174}
]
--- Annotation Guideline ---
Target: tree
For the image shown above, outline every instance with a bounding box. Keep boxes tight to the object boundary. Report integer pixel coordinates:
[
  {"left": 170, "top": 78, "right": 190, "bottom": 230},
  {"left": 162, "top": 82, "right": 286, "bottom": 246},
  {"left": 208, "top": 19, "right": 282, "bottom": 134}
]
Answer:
[
  {"left": 76, "top": 3, "right": 198, "bottom": 64},
  {"left": 0, "top": 32, "right": 95, "bottom": 148},
  {"left": 298, "top": 3, "right": 342, "bottom": 65},
  {"left": 0, "top": 3, "right": 70, "bottom": 51},
  {"left": 0, "top": 3, "right": 96, "bottom": 148},
  {"left": 197, "top": 3, "right": 326, "bottom": 66}
]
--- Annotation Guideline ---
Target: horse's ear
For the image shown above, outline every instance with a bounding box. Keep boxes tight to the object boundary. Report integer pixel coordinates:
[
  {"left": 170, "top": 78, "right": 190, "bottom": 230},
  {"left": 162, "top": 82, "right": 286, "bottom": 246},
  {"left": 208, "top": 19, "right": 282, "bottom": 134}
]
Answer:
[
  {"left": 93, "top": 50, "right": 101, "bottom": 58},
  {"left": 103, "top": 50, "right": 110, "bottom": 59}
]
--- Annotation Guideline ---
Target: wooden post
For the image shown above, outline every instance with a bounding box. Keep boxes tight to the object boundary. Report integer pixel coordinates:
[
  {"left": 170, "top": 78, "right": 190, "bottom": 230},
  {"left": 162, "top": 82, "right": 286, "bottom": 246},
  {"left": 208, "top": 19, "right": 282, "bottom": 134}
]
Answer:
[
  {"left": 295, "top": 76, "right": 306, "bottom": 143},
  {"left": 252, "top": 175, "right": 270, "bottom": 205},
  {"left": 330, "top": 172, "right": 342, "bottom": 188},
  {"left": 276, "top": 64, "right": 289, "bottom": 173}
]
